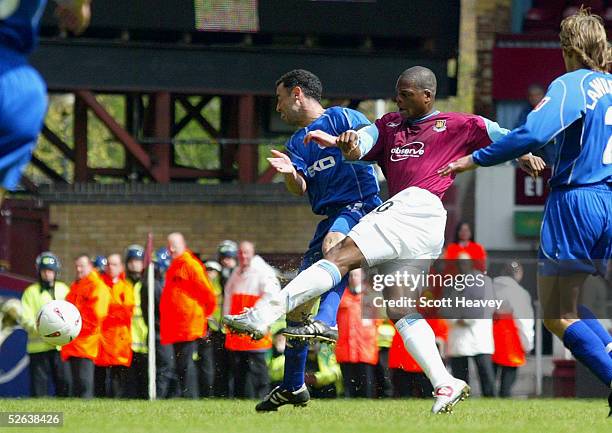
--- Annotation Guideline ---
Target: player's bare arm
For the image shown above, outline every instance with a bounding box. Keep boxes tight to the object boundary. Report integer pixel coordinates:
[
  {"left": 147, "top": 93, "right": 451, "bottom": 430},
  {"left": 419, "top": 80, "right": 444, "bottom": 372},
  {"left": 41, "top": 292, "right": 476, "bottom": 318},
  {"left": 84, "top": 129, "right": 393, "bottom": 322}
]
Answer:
[
  {"left": 438, "top": 153, "right": 546, "bottom": 178},
  {"left": 267, "top": 149, "right": 306, "bottom": 196},
  {"left": 437, "top": 155, "right": 476, "bottom": 176},
  {"left": 303, "top": 129, "right": 337, "bottom": 147}
]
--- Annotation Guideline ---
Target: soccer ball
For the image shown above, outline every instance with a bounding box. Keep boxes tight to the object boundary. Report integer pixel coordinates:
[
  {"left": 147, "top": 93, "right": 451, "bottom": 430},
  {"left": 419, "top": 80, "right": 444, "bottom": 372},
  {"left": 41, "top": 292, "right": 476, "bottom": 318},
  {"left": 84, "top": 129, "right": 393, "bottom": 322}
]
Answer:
[{"left": 36, "top": 300, "right": 82, "bottom": 346}]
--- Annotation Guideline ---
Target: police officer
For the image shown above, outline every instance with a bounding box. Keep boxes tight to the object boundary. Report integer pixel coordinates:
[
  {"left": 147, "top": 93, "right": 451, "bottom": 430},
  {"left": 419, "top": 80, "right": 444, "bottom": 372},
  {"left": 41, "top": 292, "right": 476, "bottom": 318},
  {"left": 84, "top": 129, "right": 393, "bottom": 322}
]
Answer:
[
  {"left": 124, "top": 244, "right": 148, "bottom": 399},
  {"left": 20, "top": 252, "right": 72, "bottom": 396}
]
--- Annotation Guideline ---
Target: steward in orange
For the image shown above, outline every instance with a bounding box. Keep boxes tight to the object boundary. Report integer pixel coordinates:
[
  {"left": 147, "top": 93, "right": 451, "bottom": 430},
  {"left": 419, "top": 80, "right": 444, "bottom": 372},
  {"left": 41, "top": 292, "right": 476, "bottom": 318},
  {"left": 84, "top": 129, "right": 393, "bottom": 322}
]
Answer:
[
  {"left": 491, "top": 262, "right": 534, "bottom": 397},
  {"left": 160, "top": 232, "right": 216, "bottom": 398},
  {"left": 95, "top": 253, "right": 134, "bottom": 397},
  {"left": 389, "top": 318, "right": 448, "bottom": 398},
  {"left": 335, "top": 269, "right": 378, "bottom": 398},
  {"left": 61, "top": 254, "right": 111, "bottom": 398}
]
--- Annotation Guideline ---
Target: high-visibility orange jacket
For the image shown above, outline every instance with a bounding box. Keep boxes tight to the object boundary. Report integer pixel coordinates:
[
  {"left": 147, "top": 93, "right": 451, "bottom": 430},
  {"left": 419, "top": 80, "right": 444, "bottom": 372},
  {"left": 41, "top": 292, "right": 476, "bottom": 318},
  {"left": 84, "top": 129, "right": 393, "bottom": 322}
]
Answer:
[
  {"left": 96, "top": 277, "right": 134, "bottom": 367},
  {"left": 444, "top": 241, "right": 487, "bottom": 273},
  {"left": 389, "top": 319, "right": 448, "bottom": 372},
  {"left": 223, "top": 258, "right": 280, "bottom": 351},
  {"left": 61, "top": 270, "right": 111, "bottom": 361},
  {"left": 335, "top": 290, "right": 378, "bottom": 366},
  {"left": 160, "top": 251, "right": 216, "bottom": 345},
  {"left": 492, "top": 312, "right": 526, "bottom": 367}
]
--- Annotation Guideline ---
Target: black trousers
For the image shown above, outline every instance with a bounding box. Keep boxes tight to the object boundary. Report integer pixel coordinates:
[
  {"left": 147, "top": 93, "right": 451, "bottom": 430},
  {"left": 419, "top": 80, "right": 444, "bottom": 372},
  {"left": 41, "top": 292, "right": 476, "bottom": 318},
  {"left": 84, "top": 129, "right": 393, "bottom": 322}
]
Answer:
[
  {"left": 196, "top": 338, "right": 215, "bottom": 398},
  {"left": 156, "top": 340, "right": 176, "bottom": 399},
  {"left": 126, "top": 352, "right": 149, "bottom": 399},
  {"left": 69, "top": 357, "right": 95, "bottom": 398},
  {"left": 211, "top": 332, "right": 230, "bottom": 397},
  {"left": 374, "top": 348, "right": 393, "bottom": 398},
  {"left": 450, "top": 354, "right": 496, "bottom": 397},
  {"left": 494, "top": 364, "right": 518, "bottom": 398},
  {"left": 174, "top": 341, "right": 199, "bottom": 398},
  {"left": 94, "top": 366, "right": 110, "bottom": 398},
  {"left": 230, "top": 350, "right": 269, "bottom": 399},
  {"left": 340, "top": 363, "right": 375, "bottom": 398},
  {"left": 391, "top": 369, "right": 433, "bottom": 398},
  {"left": 29, "top": 350, "right": 71, "bottom": 397}
]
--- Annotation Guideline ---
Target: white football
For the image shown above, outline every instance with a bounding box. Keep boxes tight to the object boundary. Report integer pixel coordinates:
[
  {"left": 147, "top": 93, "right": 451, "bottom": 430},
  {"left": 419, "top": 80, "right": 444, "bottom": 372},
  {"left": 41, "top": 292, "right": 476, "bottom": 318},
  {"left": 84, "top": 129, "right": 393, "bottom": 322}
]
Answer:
[{"left": 36, "top": 300, "right": 82, "bottom": 346}]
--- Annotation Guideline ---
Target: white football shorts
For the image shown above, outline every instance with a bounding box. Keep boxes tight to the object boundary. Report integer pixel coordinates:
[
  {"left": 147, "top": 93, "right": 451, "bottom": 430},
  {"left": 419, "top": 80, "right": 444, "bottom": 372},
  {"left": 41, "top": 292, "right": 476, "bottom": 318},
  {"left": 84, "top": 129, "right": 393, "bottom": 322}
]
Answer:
[{"left": 348, "top": 186, "right": 446, "bottom": 273}]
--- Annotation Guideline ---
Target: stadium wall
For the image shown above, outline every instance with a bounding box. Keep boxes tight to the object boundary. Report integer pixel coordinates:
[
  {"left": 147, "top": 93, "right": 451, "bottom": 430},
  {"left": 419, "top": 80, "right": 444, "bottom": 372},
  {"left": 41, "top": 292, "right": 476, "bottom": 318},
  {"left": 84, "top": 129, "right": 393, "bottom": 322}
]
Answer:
[{"left": 41, "top": 184, "right": 322, "bottom": 282}]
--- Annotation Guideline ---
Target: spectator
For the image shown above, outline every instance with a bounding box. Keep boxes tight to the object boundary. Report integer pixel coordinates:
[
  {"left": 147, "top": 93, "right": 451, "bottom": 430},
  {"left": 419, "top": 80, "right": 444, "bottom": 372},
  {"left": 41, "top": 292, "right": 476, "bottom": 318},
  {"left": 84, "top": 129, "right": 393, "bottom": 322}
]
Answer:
[
  {"left": 92, "top": 255, "right": 108, "bottom": 276},
  {"left": 20, "top": 252, "right": 72, "bottom": 397},
  {"left": 217, "top": 240, "right": 238, "bottom": 287},
  {"left": 61, "top": 254, "right": 111, "bottom": 398},
  {"left": 95, "top": 253, "right": 134, "bottom": 398},
  {"left": 268, "top": 333, "right": 342, "bottom": 399},
  {"left": 515, "top": 83, "right": 545, "bottom": 128},
  {"left": 161, "top": 233, "right": 216, "bottom": 398},
  {"left": 223, "top": 241, "right": 279, "bottom": 399},
  {"left": 514, "top": 84, "right": 556, "bottom": 165},
  {"left": 445, "top": 253, "right": 496, "bottom": 397},
  {"left": 211, "top": 240, "right": 238, "bottom": 397},
  {"left": 124, "top": 244, "right": 148, "bottom": 399},
  {"left": 374, "top": 320, "right": 395, "bottom": 398},
  {"left": 195, "top": 260, "right": 224, "bottom": 398},
  {"left": 304, "top": 341, "right": 343, "bottom": 399},
  {"left": 444, "top": 222, "right": 487, "bottom": 272},
  {"left": 492, "top": 261, "right": 535, "bottom": 397},
  {"left": 141, "top": 247, "right": 177, "bottom": 399},
  {"left": 335, "top": 269, "right": 379, "bottom": 398}
]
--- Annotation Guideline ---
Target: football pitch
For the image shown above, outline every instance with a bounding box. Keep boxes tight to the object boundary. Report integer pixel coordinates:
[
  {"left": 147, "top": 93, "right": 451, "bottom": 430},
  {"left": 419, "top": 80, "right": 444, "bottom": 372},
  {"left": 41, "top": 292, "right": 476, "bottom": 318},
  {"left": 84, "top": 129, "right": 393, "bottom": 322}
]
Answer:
[{"left": 1, "top": 398, "right": 609, "bottom": 433}]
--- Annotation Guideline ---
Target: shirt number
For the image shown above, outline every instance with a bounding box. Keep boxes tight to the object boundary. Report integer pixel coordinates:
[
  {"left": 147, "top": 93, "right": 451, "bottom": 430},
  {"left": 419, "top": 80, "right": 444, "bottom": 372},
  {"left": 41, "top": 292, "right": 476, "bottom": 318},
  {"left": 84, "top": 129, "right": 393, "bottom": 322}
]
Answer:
[{"left": 604, "top": 106, "right": 612, "bottom": 165}]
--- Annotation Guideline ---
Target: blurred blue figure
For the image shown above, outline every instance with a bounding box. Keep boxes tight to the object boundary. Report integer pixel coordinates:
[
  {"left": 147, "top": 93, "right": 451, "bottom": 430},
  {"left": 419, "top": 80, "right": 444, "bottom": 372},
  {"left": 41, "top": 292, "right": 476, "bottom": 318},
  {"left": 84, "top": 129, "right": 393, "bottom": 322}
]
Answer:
[{"left": 92, "top": 255, "right": 108, "bottom": 274}]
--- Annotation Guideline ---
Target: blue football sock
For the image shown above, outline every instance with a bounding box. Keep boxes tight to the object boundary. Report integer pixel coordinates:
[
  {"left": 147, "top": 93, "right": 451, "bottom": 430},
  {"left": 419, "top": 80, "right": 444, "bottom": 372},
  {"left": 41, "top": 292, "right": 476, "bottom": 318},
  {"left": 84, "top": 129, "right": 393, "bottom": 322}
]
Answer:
[
  {"left": 563, "top": 320, "right": 612, "bottom": 388},
  {"left": 281, "top": 322, "right": 309, "bottom": 392},
  {"left": 578, "top": 305, "right": 612, "bottom": 355},
  {"left": 314, "top": 273, "right": 348, "bottom": 327}
]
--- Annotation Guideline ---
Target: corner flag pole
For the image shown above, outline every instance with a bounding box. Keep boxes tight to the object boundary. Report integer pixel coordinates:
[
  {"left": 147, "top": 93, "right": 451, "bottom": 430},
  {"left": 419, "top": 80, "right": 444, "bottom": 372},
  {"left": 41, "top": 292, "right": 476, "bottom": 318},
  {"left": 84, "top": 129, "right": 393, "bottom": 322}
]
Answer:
[{"left": 144, "top": 232, "right": 157, "bottom": 400}]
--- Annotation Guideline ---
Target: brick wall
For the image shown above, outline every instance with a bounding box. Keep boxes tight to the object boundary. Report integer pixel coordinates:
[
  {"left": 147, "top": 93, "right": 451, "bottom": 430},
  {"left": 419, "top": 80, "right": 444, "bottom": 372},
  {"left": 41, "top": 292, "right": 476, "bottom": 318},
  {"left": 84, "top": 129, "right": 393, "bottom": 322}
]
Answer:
[
  {"left": 473, "top": 0, "right": 512, "bottom": 118},
  {"left": 49, "top": 202, "right": 321, "bottom": 282}
]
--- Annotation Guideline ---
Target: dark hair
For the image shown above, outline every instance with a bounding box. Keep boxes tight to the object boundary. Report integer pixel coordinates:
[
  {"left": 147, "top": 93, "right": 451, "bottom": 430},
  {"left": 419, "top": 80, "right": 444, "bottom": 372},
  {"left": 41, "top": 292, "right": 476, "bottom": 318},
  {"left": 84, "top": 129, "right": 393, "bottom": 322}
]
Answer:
[
  {"left": 500, "top": 260, "right": 522, "bottom": 277},
  {"left": 276, "top": 69, "right": 322, "bottom": 102},
  {"left": 454, "top": 221, "right": 473, "bottom": 243},
  {"left": 399, "top": 66, "right": 437, "bottom": 97},
  {"left": 527, "top": 83, "right": 544, "bottom": 93}
]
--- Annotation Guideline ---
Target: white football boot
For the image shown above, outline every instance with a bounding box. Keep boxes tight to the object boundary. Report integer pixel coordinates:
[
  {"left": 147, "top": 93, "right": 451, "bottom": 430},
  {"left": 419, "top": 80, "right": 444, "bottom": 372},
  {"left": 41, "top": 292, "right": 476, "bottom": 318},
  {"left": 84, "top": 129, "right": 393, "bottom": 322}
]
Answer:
[{"left": 222, "top": 308, "right": 268, "bottom": 340}]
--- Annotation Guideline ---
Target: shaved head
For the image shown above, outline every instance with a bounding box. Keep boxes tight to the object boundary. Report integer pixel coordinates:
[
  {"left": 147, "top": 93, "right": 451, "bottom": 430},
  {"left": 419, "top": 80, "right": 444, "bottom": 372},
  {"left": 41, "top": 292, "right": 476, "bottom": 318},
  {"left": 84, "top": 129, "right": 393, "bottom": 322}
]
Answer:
[
  {"left": 168, "top": 232, "right": 187, "bottom": 259},
  {"left": 399, "top": 66, "right": 437, "bottom": 98}
]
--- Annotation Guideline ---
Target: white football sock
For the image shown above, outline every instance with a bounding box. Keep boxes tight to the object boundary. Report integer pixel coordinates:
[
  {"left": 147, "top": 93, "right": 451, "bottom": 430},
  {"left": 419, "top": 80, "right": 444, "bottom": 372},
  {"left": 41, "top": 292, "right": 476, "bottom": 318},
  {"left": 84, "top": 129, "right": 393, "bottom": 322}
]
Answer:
[
  {"left": 396, "top": 314, "right": 453, "bottom": 389},
  {"left": 252, "top": 259, "right": 341, "bottom": 327}
]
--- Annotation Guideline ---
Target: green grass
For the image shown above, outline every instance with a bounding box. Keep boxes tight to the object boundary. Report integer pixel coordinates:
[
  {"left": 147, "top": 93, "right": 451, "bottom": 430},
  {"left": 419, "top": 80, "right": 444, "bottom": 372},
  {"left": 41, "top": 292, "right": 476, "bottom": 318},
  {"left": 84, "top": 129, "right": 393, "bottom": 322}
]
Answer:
[{"left": 0, "top": 398, "right": 609, "bottom": 433}]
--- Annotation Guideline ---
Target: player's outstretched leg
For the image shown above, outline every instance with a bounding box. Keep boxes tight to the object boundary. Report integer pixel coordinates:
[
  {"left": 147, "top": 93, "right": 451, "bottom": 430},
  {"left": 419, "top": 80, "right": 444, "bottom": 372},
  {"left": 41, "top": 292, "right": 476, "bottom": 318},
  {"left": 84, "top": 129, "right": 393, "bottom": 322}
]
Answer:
[
  {"left": 223, "top": 259, "right": 343, "bottom": 336},
  {"left": 281, "top": 274, "right": 347, "bottom": 343},
  {"left": 395, "top": 313, "right": 470, "bottom": 414}
]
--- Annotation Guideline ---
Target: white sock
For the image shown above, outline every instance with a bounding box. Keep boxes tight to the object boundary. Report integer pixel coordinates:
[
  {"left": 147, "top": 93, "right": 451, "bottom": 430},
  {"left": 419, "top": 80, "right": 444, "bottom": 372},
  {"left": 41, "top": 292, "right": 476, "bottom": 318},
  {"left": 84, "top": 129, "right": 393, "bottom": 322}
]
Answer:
[
  {"left": 396, "top": 314, "right": 453, "bottom": 389},
  {"left": 252, "top": 259, "right": 341, "bottom": 327}
]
